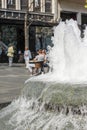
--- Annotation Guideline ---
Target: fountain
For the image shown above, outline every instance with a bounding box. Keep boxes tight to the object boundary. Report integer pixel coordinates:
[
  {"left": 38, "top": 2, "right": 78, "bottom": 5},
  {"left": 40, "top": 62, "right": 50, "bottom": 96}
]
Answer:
[{"left": 1, "top": 19, "right": 87, "bottom": 130}]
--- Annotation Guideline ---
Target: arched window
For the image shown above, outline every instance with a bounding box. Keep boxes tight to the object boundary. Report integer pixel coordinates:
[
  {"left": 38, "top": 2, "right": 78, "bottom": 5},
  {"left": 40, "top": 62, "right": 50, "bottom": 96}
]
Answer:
[
  {"left": 7, "top": 0, "right": 15, "bottom": 9},
  {"left": 0, "top": 0, "right": 1, "bottom": 8},
  {"left": 33, "top": 0, "right": 41, "bottom": 12},
  {"left": 45, "top": 0, "right": 52, "bottom": 13},
  {"left": 21, "top": 0, "right": 28, "bottom": 10}
]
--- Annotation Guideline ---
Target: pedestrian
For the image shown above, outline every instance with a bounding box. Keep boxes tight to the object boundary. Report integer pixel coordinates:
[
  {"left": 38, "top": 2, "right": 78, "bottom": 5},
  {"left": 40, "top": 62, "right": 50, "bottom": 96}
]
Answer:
[
  {"left": 24, "top": 47, "right": 32, "bottom": 68},
  {"left": 18, "top": 50, "right": 22, "bottom": 63},
  {"left": 0, "top": 46, "right": 2, "bottom": 55},
  {"left": 0, "top": 46, "right": 2, "bottom": 62},
  {"left": 7, "top": 44, "right": 14, "bottom": 67}
]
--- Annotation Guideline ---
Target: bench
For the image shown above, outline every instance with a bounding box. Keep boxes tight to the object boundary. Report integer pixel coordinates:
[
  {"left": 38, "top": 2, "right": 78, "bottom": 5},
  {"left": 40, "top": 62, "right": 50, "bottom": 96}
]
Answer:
[{"left": 29, "top": 60, "right": 43, "bottom": 75}]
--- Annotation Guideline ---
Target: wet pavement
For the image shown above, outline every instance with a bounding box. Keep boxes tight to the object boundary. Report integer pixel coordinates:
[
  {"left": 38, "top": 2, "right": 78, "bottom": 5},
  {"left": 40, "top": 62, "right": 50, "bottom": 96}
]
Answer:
[{"left": 0, "top": 63, "right": 30, "bottom": 104}]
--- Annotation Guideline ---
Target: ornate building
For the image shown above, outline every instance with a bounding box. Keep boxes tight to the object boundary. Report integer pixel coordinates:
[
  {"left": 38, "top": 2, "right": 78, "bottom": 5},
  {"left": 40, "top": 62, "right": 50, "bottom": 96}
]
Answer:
[
  {"left": 0, "top": 0, "right": 57, "bottom": 53},
  {"left": 0, "top": 0, "right": 87, "bottom": 54}
]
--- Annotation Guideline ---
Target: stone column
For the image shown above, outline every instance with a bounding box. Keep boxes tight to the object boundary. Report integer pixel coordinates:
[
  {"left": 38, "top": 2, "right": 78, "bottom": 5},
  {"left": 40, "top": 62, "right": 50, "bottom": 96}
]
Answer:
[
  {"left": 57, "top": 0, "right": 61, "bottom": 21},
  {"left": 54, "top": 0, "right": 58, "bottom": 21},
  {"left": 41, "top": 0, "right": 45, "bottom": 12},
  {"left": 24, "top": 14, "right": 29, "bottom": 49},
  {"left": 77, "top": 12, "right": 81, "bottom": 25},
  {"left": 52, "top": 0, "right": 55, "bottom": 14},
  {"left": 16, "top": 0, "right": 21, "bottom": 10},
  {"left": 1, "top": 0, "right": 5, "bottom": 8},
  {"left": 4, "top": 0, "right": 7, "bottom": 9},
  {"left": 52, "top": 0, "right": 58, "bottom": 21}
]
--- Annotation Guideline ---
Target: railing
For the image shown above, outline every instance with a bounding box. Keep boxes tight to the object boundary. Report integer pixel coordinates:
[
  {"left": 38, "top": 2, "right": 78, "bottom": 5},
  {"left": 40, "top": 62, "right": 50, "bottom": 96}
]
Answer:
[
  {"left": 0, "top": 9, "right": 26, "bottom": 20},
  {"left": 28, "top": 12, "right": 53, "bottom": 22},
  {"left": 7, "top": 4, "right": 15, "bottom": 9},
  {"left": 0, "top": 9, "right": 54, "bottom": 23}
]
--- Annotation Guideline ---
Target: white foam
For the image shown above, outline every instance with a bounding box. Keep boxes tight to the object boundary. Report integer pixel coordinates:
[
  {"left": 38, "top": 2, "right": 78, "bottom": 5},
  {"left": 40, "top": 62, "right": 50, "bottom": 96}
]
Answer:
[{"left": 27, "top": 19, "right": 87, "bottom": 84}]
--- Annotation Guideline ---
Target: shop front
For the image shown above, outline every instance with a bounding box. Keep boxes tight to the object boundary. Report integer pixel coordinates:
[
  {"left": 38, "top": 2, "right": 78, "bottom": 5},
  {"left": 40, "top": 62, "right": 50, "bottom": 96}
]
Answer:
[
  {"left": 0, "top": 22, "right": 53, "bottom": 62},
  {"left": 35, "top": 26, "right": 53, "bottom": 50}
]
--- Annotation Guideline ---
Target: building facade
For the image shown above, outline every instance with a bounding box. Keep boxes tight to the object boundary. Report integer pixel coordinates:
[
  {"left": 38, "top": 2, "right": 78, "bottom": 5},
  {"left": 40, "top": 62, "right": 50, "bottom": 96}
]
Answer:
[
  {"left": 0, "top": 0, "right": 87, "bottom": 56},
  {"left": 59, "top": 0, "right": 87, "bottom": 26},
  {"left": 0, "top": 0, "right": 57, "bottom": 54}
]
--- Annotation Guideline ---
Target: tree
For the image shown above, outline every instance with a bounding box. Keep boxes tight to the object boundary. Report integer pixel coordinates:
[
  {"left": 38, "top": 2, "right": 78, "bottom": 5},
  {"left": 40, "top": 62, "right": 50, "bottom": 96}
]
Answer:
[
  {"left": 24, "top": 0, "right": 46, "bottom": 49},
  {"left": 24, "top": 1, "right": 33, "bottom": 49}
]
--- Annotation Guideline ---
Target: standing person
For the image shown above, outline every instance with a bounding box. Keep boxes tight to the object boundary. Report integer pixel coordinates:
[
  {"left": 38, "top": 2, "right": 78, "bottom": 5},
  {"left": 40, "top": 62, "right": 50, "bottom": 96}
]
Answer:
[
  {"left": 0, "top": 46, "right": 2, "bottom": 62},
  {"left": 0, "top": 46, "right": 2, "bottom": 55},
  {"left": 7, "top": 44, "right": 14, "bottom": 67},
  {"left": 18, "top": 50, "right": 22, "bottom": 63},
  {"left": 24, "top": 47, "right": 32, "bottom": 68}
]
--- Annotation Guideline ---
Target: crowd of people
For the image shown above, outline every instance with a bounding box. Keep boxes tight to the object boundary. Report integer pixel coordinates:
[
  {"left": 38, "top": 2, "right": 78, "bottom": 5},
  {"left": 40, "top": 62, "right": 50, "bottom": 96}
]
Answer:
[
  {"left": 24, "top": 48, "right": 50, "bottom": 75},
  {"left": 0, "top": 42, "right": 51, "bottom": 76}
]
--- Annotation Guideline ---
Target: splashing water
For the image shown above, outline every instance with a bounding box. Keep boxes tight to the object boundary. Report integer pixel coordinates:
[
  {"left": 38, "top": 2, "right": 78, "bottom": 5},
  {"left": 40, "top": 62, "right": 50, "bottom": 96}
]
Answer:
[
  {"left": 28, "top": 19, "right": 87, "bottom": 83},
  {"left": 1, "top": 19, "right": 87, "bottom": 130}
]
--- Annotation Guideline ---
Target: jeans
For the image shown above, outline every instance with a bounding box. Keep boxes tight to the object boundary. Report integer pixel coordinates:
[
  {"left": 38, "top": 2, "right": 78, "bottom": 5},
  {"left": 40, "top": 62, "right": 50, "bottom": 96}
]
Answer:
[{"left": 9, "top": 57, "right": 13, "bottom": 67}]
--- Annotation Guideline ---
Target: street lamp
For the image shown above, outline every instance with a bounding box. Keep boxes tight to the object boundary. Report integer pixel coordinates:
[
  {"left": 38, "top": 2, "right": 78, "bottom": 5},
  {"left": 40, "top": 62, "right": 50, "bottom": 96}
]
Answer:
[
  {"left": 84, "top": 0, "right": 87, "bottom": 8},
  {"left": 24, "top": 13, "right": 29, "bottom": 49}
]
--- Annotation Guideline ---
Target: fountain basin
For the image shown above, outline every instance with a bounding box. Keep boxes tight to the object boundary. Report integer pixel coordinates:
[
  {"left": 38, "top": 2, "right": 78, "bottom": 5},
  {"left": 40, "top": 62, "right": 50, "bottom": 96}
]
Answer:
[{"left": 22, "top": 81, "right": 87, "bottom": 107}]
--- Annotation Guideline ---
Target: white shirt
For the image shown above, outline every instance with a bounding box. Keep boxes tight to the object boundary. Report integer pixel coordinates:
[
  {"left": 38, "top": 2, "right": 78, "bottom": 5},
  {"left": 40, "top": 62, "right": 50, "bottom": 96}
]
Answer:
[
  {"left": 35, "top": 54, "right": 44, "bottom": 61},
  {"left": 24, "top": 50, "right": 32, "bottom": 60}
]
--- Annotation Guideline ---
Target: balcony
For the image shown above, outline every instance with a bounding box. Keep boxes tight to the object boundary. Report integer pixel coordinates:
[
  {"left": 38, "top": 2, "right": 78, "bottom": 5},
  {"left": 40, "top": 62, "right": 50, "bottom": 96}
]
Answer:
[
  {"left": 7, "top": 4, "right": 15, "bottom": 10},
  {"left": 0, "top": 9, "right": 54, "bottom": 25}
]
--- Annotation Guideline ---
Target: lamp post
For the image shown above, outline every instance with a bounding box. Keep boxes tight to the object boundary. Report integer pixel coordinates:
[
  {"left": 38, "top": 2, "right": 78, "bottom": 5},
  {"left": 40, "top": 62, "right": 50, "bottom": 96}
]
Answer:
[
  {"left": 24, "top": 12, "right": 34, "bottom": 49},
  {"left": 24, "top": 13, "right": 29, "bottom": 49},
  {"left": 84, "top": 0, "right": 87, "bottom": 8}
]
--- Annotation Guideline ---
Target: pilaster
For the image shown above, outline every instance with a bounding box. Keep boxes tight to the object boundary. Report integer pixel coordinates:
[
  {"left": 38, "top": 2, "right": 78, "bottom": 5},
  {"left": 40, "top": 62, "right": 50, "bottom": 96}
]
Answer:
[
  {"left": 4, "top": 0, "right": 7, "bottom": 8},
  {"left": 1, "top": 0, "right": 5, "bottom": 8},
  {"left": 41, "top": 0, "right": 45, "bottom": 12},
  {"left": 16, "top": 0, "right": 21, "bottom": 10},
  {"left": 54, "top": 0, "right": 58, "bottom": 21}
]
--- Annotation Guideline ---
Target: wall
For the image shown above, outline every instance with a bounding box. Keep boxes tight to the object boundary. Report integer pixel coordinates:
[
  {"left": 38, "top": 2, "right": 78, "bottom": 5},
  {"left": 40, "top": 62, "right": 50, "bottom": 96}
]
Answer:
[{"left": 60, "top": 0, "right": 87, "bottom": 13}]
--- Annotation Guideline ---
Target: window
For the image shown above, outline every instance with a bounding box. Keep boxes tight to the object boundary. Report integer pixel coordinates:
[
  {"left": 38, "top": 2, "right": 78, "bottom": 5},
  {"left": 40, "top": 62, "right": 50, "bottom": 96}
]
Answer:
[
  {"left": 7, "top": 0, "right": 15, "bottom": 9},
  {"left": 45, "top": 0, "right": 52, "bottom": 13},
  {"left": 35, "top": 0, "right": 39, "bottom": 7},
  {"left": 21, "top": 0, "right": 28, "bottom": 10},
  {"left": 8, "top": 0, "right": 15, "bottom": 5},
  {"left": 0, "top": 0, "right": 1, "bottom": 8},
  {"left": 33, "top": 0, "right": 41, "bottom": 12}
]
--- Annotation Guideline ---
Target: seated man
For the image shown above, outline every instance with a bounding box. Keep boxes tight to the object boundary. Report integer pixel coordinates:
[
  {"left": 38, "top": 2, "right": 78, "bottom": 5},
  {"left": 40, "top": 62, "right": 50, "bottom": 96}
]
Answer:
[
  {"left": 28, "top": 49, "right": 45, "bottom": 75},
  {"left": 42, "top": 49, "right": 50, "bottom": 73}
]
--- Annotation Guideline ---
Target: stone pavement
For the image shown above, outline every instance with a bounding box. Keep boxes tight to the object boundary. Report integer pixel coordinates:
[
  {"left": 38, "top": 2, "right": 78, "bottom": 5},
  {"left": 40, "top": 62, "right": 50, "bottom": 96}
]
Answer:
[{"left": 0, "top": 63, "right": 30, "bottom": 104}]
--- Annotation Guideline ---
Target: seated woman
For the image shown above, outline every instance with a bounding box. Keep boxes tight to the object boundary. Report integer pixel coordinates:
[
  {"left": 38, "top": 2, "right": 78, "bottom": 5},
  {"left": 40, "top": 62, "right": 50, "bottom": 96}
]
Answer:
[{"left": 28, "top": 49, "right": 45, "bottom": 75}]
